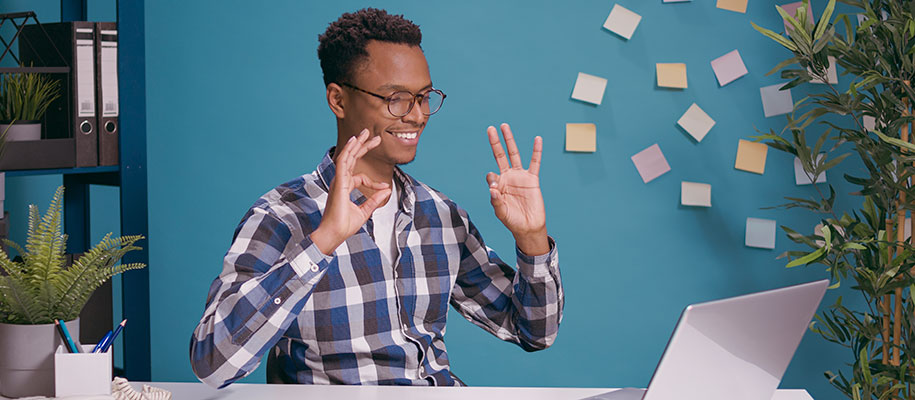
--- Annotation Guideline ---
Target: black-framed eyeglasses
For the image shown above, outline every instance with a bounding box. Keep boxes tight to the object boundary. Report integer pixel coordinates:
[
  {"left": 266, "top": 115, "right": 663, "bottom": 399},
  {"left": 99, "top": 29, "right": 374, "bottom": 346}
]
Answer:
[{"left": 339, "top": 82, "right": 446, "bottom": 117}]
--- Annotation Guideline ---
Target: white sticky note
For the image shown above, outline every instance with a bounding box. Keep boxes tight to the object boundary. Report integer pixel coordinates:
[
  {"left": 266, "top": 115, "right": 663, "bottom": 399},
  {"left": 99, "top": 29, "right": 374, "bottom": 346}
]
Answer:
[
  {"left": 863, "top": 115, "right": 876, "bottom": 131},
  {"left": 710, "top": 49, "right": 748, "bottom": 86},
  {"left": 746, "top": 217, "right": 777, "bottom": 249},
  {"left": 571, "top": 72, "right": 608, "bottom": 105},
  {"left": 631, "top": 144, "right": 671, "bottom": 184},
  {"left": 677, "top": 103, "right": 715, "bottom": 142},
  {"left": 760, "top": 84, "right": 794, "bottom": 117},
  {"left": 603, "top": 4, "right": 642, "bottom": 40},
  {"left": 810, "top": 56, "right": 838, "bottom": 84},
  {"left": 794, "top": 154, "right": 827, "bottom": 185},
  {"left": 681, "top": 181, "right": 711, "bottom": 207}
]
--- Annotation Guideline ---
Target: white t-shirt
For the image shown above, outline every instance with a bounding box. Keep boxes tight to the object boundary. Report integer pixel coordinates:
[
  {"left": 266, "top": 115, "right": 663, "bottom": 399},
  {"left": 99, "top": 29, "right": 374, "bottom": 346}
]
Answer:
[{"left": 371, "top": 180, "right": 399, "bottom": 267}]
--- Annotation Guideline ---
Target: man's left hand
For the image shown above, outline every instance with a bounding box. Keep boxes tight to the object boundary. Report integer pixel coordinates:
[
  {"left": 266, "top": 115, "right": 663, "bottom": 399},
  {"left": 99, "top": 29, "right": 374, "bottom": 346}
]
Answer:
[{"left": 486, "top": 123, "right": 550, "bottom": 256}]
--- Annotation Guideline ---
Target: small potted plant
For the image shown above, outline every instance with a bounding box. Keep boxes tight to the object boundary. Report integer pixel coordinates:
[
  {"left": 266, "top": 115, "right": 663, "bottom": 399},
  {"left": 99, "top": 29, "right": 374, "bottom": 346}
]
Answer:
[
  {"left": 0, "top": 186, "right": 145, "bottom": 397},
  {"left": 0, "top": 71, "right": 61, "bottom": 141}
]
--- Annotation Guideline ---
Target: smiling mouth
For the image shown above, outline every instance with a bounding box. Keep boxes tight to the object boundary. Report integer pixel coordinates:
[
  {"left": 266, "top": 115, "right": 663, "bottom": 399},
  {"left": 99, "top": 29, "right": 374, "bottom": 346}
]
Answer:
[{"left": 386, "top": 130, "right": 420, "bottom": 141}]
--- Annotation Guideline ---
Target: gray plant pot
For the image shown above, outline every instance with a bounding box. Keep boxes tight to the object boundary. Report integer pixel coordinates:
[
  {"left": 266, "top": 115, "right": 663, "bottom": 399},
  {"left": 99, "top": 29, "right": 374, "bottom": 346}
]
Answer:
[
  {"left": 0, "top": 318, "right": 80, "bottom": 398},
  {"left": 1, "top": 121, "right": 41, "bottom": 141}
]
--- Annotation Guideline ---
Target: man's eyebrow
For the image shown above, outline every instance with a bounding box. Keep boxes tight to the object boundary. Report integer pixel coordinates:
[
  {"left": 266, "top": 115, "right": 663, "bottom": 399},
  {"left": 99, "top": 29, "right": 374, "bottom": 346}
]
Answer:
[{"left": 377, "top": 83, "right": 434, "bottom": 92}]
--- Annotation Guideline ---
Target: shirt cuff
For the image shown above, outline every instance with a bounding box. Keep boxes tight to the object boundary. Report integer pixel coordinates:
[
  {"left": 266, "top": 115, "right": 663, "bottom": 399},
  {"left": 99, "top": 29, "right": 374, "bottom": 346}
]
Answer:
[
  {"left": 516, "top": 236, "right": 558, "bottom": 279},
  {"left": 288, "top": 233, "right": 334, "bottom": 282}
]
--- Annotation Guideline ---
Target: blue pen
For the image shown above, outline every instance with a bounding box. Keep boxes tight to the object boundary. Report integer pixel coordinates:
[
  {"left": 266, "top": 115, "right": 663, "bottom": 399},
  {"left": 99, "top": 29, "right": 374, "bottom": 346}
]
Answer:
[
  {"left": 57, "top": 319, "right": 80, "bottom": 353},
  {"left": 101, "top": 319, "right": 126, "bottom": 353},
  {"left": 92, "top": 330, "right": 113, "bottom": 353}
]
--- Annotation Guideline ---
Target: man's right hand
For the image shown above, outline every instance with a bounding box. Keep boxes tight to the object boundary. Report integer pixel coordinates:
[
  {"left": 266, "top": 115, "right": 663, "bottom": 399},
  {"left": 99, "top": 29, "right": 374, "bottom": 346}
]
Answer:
[{"left": 312, "top": 129, "right": 391, "bottom": 255}]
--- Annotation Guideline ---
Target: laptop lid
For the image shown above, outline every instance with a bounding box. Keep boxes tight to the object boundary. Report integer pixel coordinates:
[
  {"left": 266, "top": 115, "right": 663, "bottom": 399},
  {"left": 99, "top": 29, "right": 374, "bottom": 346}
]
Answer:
[{"left": 640, "top": 279, "right": 829, "bottom": 400}]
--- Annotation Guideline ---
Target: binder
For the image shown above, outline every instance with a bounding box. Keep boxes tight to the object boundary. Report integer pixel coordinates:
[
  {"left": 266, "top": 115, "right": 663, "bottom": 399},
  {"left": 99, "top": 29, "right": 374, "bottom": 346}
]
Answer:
[
  {"left": 95, "top": 23, "right": 118, "bottom": 166},
  {"left": 20, "top": 22, "right": 98, "bottom": 167}
]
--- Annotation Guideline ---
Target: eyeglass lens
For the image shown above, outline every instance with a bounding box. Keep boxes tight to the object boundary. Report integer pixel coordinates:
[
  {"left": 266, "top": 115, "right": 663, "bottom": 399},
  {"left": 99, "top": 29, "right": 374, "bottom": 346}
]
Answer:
[{"left": 388, "top": 90, "right": 444, "bottom": 116}]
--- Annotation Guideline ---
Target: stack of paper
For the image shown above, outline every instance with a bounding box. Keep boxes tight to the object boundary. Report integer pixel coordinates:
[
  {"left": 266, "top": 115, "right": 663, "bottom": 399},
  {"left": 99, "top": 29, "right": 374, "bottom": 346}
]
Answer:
[
  {"left": 657, "top": 63, "right": 688, "bottom": 89},
  {"left": 735, "top": 139, "right": 768, "bottom": 174},
  {"left": 677, "top": 103, "right": 715, "bottom": 142},
  {"left": 566, "top": 123, "right": 597, "bottom": 152},
  {"left": 681, "top": 181, "right": 712, "bottom": 207},
  {"left": 760, "top": 84, "right": 794, "bottom": 117},
  {"left": 603, "top": 4, "right": 642, "bottom": 40},
  {"left": 717, "top": 0, "right": 748, "bottom": 13},
  {"left": 631, "top": 144, "right": 671, "bottom": 183},
  {"left": 571, "top": 72, "right": 608, "bottom": 105},
  {"left": 746, "top": 217, "right": 777, "bottom": 249},
  {"left": 710, "top": 50, "right": 748, "bottom": 86}
]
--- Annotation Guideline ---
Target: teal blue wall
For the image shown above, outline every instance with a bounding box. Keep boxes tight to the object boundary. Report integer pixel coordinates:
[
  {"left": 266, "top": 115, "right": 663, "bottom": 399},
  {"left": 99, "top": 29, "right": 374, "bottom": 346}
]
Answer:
[{"left": 2, "top": 1, "right": 872, "bottom": 398}]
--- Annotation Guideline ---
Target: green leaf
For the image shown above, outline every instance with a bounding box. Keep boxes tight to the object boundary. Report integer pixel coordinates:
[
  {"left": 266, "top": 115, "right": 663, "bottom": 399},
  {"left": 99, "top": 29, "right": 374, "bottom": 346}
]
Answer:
[
  {"left": 786, "top": 246, "right": 828, "bottom": 268},
  {"left": 751, "top": 21, "right": 799, "bottom": 52},
  {"left": 814, "top": 0, "right": 836, "bottom": 41}
]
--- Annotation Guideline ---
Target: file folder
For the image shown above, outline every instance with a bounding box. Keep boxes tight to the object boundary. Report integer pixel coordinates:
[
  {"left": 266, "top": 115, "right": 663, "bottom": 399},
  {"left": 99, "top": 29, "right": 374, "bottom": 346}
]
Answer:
[
  {"left": 20, "top": 22, "right": 98, "bottom": 167},
  {"left": 95, "top": 22, "right": 118, "bottom": 166}
]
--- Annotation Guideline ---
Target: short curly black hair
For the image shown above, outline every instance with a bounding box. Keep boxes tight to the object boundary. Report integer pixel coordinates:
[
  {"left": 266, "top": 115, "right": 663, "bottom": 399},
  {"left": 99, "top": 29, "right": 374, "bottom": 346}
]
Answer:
[{"left": 317, "top": 8, "right": 422, "bottom": 87}]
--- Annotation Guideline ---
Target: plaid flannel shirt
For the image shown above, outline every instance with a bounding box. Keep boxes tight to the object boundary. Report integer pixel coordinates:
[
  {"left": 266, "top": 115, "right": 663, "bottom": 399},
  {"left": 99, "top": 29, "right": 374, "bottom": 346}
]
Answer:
[{"left": 190, "top": 149, "right": 563, "bottom": 388}]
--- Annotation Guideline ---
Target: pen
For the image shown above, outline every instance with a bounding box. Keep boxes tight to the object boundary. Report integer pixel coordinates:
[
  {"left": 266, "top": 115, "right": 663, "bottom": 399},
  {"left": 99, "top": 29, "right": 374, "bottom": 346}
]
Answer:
[
  {"left": 101, "top": 319, "right": 126, "bottom": 353},
  {"left": 56, "top": 319, "right": 80, "bottom": 353},
  {"left": 92, "top": 330, "right": 113, "bottom": 353}
]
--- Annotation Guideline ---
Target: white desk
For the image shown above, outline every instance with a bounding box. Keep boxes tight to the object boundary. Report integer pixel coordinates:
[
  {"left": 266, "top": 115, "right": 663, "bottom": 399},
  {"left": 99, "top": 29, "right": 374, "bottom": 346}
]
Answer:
[{"left": 131, "top": 382, "right": 815, "bottom": 400}]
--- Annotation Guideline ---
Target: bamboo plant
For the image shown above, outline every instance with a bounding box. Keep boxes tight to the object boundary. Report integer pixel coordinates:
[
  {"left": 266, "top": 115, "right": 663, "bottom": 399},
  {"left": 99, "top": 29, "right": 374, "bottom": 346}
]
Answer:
[
  {"left": 0, "top": 186, "right": 145, "bottom": 324},
  {"left": 751, "top": 0, "right": 915, "bottom": 398}
]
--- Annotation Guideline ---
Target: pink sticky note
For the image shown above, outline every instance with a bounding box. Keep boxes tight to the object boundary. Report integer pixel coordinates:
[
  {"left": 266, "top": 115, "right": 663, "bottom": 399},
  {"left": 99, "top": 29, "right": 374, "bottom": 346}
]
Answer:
[
  {"left": 782, "top": 2, "right": 815, "bottom": 34},
  {"left": 710, "top": 50, "right": 748, "bottom": 87},
  {"left": 631, "top": 144, "right": 671, "bottom": 183}
]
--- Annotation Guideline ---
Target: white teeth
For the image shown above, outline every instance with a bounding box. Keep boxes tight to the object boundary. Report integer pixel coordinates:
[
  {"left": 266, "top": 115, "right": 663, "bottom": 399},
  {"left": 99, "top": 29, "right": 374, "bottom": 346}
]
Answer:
[{"left": 393, "top": 132, "right": 417, "bottom": 139}]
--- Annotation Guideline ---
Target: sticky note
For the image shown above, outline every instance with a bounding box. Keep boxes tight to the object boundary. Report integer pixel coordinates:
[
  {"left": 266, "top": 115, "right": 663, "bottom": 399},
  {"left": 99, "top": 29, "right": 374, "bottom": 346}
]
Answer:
[
  {"left": 677, "top": 103, "right": 715, "bottom": 142},
  {"left": 711, "top": 50, "right": 748, "bottom": 86},
  {"left": 746, "top": 217, "right": 777, "bottom": 249},
  {"left": 782, "top": 1, "right": 815, "bottom": 34},
  {"left": 603, "top": 4, "right": 642, "bottom": 40},
  {"left": 810, "top": 56, "right": 838, "bottom": 84},
  {"left": 566, "top": 123, "right": 597, "bottom": 152},
  {"left": 735, "top": 139, "right": 768, "bottom": 174},
  {"left": 663, "top": 0, "right": 691, "bottom": 2},
  {"left": 631, "top": 144, "right": 671, "bottom": 183},
  {"left": 657, "top": 63, "right": 688, "bottom": 89},
  {"left": 863, "top": 115, "right": 876, "bottom": 131},
  {"left": 760, "top": 84, "right": 794, "bottom": 117},
  {"left": 717, "top": 0, "right": 748, "bottom": 13},
  {"left": 794, "top": 154, "right": 827, "bottom": 185},
  {"left": 571, "top": 72, "right": 608, "bottom": 105},
  {"left": 681, "top": 181, "right": 712, "bottom": 207}
]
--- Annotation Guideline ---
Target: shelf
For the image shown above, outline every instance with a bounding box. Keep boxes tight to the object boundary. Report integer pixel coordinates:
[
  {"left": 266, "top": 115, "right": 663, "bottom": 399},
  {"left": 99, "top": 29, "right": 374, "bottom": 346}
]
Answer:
[{"left": 3, "top": 165, "right": 119, "bottom": 177}]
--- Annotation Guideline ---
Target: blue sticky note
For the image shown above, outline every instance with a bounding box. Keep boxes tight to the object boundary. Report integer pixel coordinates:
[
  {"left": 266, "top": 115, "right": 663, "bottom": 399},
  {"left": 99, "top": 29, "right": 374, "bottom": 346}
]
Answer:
[{"left": 746, "top": 217, "right": 777, "bottom": 249}]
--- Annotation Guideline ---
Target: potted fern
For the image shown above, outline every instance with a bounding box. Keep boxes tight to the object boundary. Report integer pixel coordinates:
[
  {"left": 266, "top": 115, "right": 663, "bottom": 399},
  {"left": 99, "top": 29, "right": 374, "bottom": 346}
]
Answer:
[
  {"left": 0, "top": 71, "right": 61, "bottom": 141},
  {"left": 752, "top": 0, "right": 915, "bottom": 398},
  {"left": 0, "top": 186, "right": 145, "bottom": 397}
]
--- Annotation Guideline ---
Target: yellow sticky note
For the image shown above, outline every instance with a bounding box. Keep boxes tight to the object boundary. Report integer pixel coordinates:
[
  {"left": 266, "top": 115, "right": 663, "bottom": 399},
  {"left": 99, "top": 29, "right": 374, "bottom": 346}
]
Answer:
[
  {"left": 657, "top": 63, "right": 687, "bottom": 89},
  {"left": 717, "top": 0, "right": 748, "bottom": 13},
  {"left": 735, "top": 139, "right": 768, "bottom": 174},
  {"left": 566, "top": 123, "right": 596, "bottom": 152}
]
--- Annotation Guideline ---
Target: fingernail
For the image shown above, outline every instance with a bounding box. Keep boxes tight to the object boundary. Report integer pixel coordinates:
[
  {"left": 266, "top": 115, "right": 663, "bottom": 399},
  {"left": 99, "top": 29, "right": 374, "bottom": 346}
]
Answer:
[
  {"left": 490, "top": 182, "right": 498, "bottom": 187},
  {"left": 348, "top": 136, "right": 355, "bottom": 143}
]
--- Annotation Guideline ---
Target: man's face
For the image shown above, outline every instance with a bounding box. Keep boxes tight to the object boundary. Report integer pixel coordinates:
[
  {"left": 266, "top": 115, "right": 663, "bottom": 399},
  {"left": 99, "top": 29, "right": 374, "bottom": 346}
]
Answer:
[{"left": 343, "top": 40, "right": 432, "bottom": 167}]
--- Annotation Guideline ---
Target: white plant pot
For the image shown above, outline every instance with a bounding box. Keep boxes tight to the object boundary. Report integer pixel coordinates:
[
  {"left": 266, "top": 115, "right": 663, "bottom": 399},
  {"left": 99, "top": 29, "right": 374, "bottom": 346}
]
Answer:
[
  {"left": 0, "top": 318, "right": 80, "bottom": 398},
  {"left": 1, "top": 121, "right": 41, "bottom": 141}
]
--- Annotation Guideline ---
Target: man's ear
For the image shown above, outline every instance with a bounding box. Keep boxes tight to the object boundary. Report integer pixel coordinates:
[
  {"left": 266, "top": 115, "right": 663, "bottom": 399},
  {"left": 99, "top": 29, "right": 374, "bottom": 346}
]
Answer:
[{"left": 327, "top": 83, "right": 345, "bottom": 119}]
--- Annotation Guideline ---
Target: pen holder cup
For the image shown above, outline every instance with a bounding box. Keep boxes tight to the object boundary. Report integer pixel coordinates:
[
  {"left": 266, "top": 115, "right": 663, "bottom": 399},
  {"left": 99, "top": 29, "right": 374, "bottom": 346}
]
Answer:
[{"left": 54, "top": 344, "right": 112, "bottom": 397}]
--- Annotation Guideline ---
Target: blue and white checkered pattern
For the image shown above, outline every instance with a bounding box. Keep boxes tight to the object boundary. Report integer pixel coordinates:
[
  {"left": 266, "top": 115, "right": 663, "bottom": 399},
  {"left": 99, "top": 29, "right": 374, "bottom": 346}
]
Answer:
[{"left": 190, "top": 149, "right": 563, "bottom": 388}]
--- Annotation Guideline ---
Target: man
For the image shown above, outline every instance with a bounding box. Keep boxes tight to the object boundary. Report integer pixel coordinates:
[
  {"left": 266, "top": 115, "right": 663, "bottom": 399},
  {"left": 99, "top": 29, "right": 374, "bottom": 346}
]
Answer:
[{"left": 190, "top": 8, "right": 563, "bottom": 387}]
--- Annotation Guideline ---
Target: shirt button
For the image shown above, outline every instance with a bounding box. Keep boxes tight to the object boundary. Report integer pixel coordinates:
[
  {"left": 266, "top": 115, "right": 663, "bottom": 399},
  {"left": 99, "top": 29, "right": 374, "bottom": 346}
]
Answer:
[
  {"left": 310, "top": 263, "right": 319, "bottom": 272},
  {"left": 273, "top": 297, "right": 281, "bottom": 305}
]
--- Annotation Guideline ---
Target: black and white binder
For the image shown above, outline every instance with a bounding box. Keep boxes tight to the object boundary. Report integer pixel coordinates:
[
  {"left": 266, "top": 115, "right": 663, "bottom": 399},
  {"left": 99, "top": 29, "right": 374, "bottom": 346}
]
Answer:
[
  {"left": 20, "top": 22, "right": 98, "bottom": 167},
  {"left": 95, "top": 22, "right": 118, "bottom": 166}
]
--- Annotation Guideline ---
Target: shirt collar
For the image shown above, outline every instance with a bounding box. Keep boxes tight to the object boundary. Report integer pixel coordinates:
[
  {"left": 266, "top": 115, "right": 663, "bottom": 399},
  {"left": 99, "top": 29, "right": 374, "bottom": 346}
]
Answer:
[{"left": 316, "top": 147, "right": 416, "bottom": 215}]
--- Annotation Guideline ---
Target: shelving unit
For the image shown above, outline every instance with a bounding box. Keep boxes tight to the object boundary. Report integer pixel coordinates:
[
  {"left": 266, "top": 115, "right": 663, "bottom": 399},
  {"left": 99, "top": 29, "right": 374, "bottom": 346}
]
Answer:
[{"left": 0, "top": 0, "right": 150, "bottom": 380}]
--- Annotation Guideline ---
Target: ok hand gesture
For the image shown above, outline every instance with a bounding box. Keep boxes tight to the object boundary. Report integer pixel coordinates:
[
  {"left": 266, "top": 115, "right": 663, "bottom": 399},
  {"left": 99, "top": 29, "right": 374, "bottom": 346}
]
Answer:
[
  {"left": 486, "top": 123, "right": 550, "bottom": 256},
  {"left": 312, "top": 129, "right": 392, "bottom": 255}
]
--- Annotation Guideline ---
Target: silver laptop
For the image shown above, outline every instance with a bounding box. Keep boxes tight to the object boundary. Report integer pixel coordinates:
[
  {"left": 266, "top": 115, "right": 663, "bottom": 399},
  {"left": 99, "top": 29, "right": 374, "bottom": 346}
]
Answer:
[{"left": 584, "top": 279, "right": 829, "bottom": 400}]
